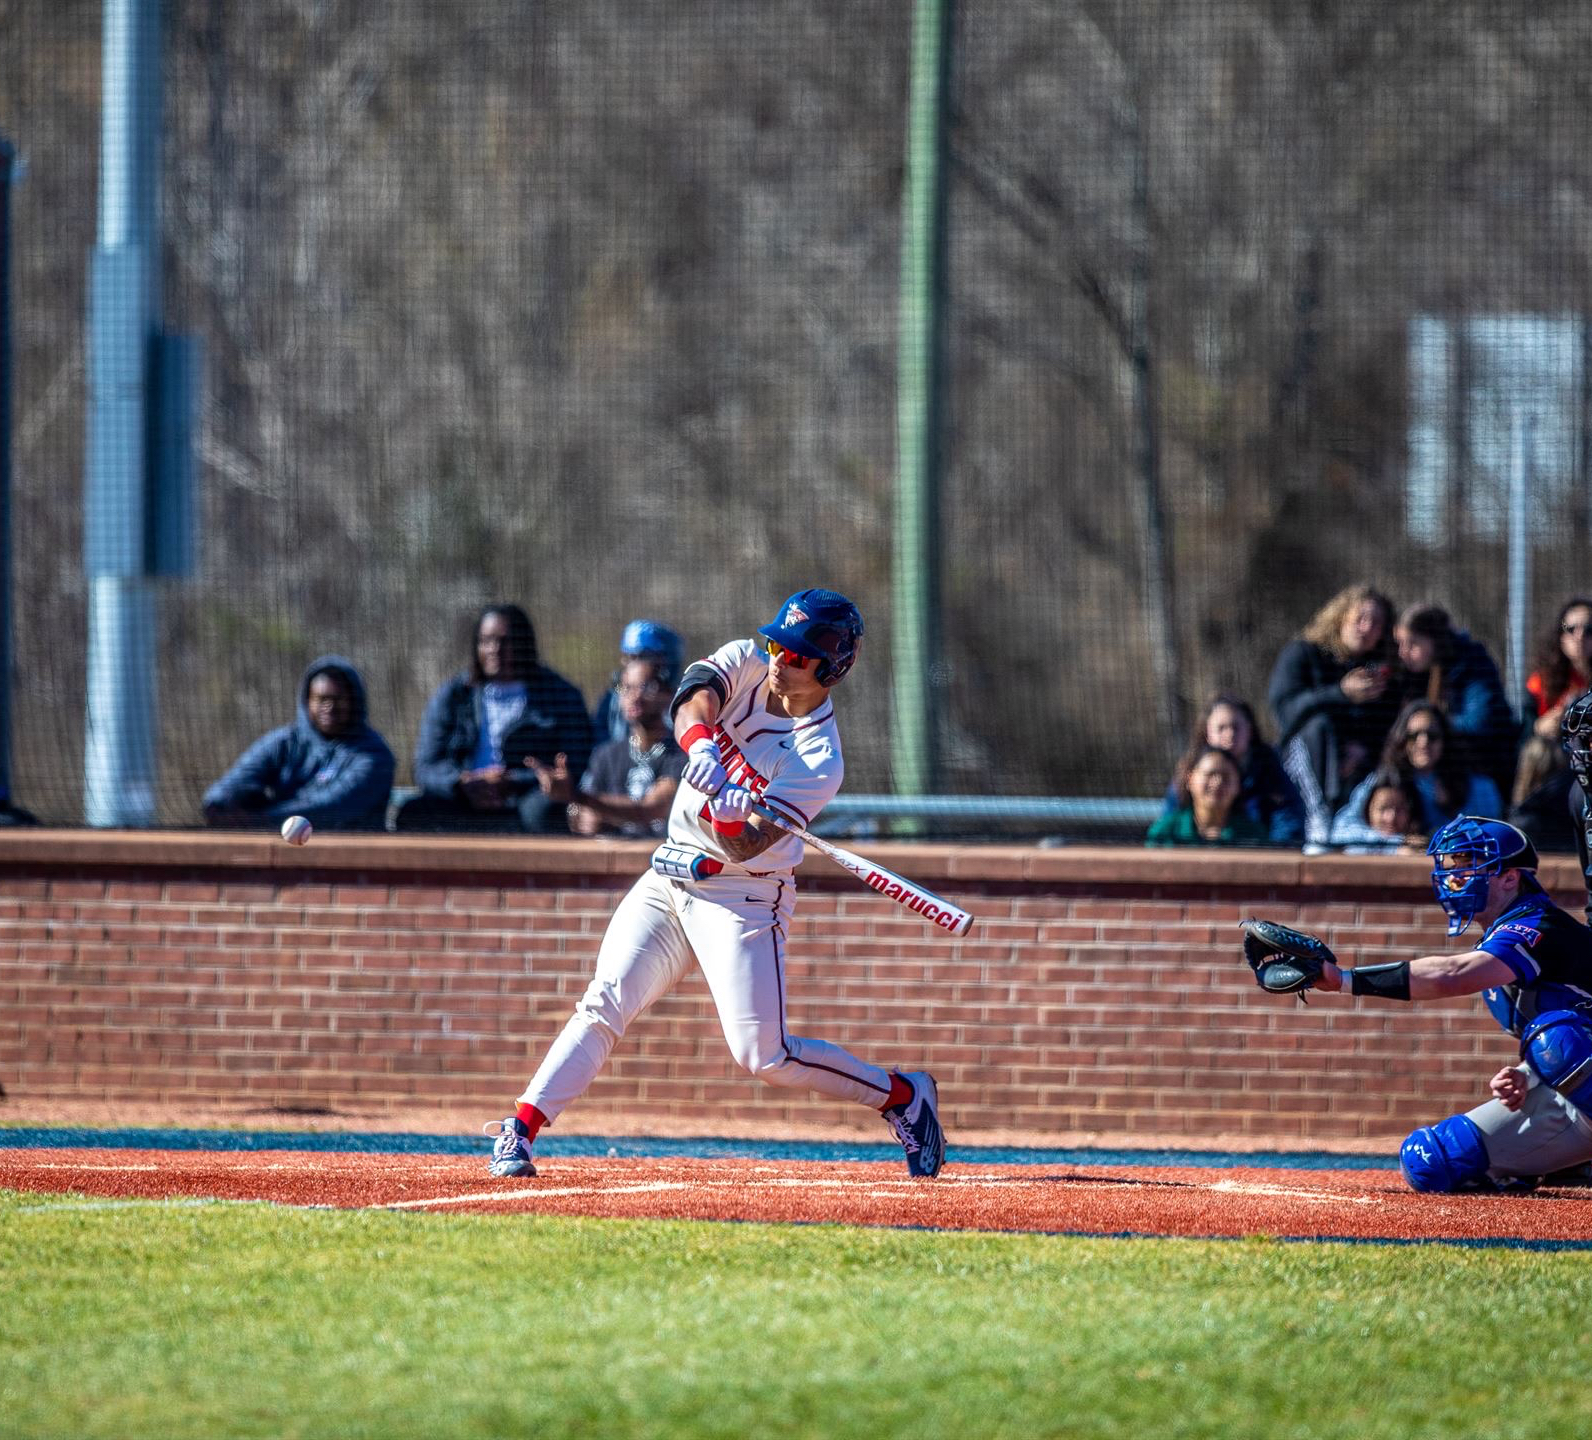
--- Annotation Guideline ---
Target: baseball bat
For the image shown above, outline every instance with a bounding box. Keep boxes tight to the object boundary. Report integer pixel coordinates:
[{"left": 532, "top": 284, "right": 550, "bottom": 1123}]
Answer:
[{"left": 749, "top": 800, "right": 974, "bottom": 936}]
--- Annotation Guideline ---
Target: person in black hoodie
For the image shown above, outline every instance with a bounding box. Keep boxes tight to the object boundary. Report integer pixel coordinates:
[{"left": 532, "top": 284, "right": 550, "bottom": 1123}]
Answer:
[
  {"left": 1394, "top": 603, "right": 1516, "bottom": 799},
  {"left": 395, "top": 604, "right": 593, "bottom": 834},
  {"left": 1268, "top": 583, "right": 1400, "bottom": 846},
  {"left": 203, "top": 655, "right": 396, "bottom": 831}
]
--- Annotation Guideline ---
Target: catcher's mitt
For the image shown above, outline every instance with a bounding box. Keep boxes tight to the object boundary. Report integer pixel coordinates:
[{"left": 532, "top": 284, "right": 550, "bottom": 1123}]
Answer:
[{"left": 1240, "top": 917, "right": 1337, "bottom": 998}]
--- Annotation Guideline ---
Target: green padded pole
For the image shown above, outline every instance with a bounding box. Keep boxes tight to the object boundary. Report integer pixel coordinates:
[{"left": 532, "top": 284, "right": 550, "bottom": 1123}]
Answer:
[{"left": 892, "top": 0, "right": 952, "bottom": 803}]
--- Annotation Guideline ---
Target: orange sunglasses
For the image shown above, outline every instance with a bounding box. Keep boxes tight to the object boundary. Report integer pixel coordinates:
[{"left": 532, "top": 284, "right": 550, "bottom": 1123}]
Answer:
[{"left": 763, "top": 637, "right": 813, "bottom": 669}]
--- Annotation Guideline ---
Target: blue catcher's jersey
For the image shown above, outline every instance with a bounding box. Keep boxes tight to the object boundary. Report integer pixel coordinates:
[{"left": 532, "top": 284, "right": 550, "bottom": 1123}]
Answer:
[{"left": 1475, "top": 888, "right": 1592, "bottom": 1036}]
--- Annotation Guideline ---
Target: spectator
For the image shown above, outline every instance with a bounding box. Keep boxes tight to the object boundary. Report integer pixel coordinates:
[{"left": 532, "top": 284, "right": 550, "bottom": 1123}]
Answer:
[
  {"left": 1511, "top": 598, "right": 1592, "bottom": 837},
  {"left": 1525, "top": 596, "right": 1592, "bottom": 742},
  {"left": 203, "top": 655, "right": 395, "bottom": 832},
  {"left": 591, "top": 620, "right": 684, "bottom": 746},
  {"left": 568, "top": 656, "right": 685, "bottom": 838},
  {"left": 1333, "top": 700, "right": 1501, "bottom": 841},
  {"left": 1160, "top": 691, "right": 1306, "bottom": 845},
  {"left": 1268, "top": 583, "right": 1400, "bottom": 846},
  {"left": 1146, "top": 746, "right": 1268, "bottom": 847},
  {"left": 394, "top": 604, "right": 594, "bottom": 835},
  {"left": 1327, "top": 767, "right": 1425, "bottom": 854},
  {"left": 1508, "top": 693, "right": 1585, "bottom": 855},
  {"left": 1393, "top": 603, "right": 1515, "bottom": 797}
]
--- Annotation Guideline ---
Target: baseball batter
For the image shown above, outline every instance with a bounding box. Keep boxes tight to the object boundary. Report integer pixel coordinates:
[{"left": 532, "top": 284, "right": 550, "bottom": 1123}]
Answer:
[{"left": 484, "top": 589, "right": 945, "bottom": 1179}]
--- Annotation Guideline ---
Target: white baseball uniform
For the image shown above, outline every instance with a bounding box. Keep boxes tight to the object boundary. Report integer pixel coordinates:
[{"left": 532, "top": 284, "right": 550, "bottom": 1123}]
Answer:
[{"left": 517, "top": 638, "right": 895, "bottom": 1121}]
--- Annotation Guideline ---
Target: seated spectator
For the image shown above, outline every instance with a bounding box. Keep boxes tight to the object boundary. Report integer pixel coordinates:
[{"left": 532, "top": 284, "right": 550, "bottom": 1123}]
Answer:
[
  {"left": 1525, "top": 596, "right": 1592, "bottom": 739},
  {"left": 1508, "top": 699, "right": 1584, "bottom": 855},
  {"left": 1327, "top": 767, "right": 1425, "bottom": 854},
  {"left": 1146, "top": 746, "right": 1268, "bottom": 847},
  {"left": 1512, "top": 597, "right": 1592, "bottom": 830},
  {"left": 1393, "top": 603, "right": 1515, "bottom": 797},
  {"left": 1160, "top": 691, "right": 1305, "bottom": 845},
  {"left": 591, "top": 620, "right": 684, "bottom": 746},
  {"left": 203, "top": 655, "right": 395, "bottom": 832},
  {"left": 1268, "top": 583, "right": 1400, "bottom": 846},
  {"left": 1332, "top": 701, "right": 1500, "bottom": 841},
  {"left": 394, "top": 604, "right": 594, "bottom": 835},
  {"left": 568, "top": 657, "right": 685, "bottom": 838}
]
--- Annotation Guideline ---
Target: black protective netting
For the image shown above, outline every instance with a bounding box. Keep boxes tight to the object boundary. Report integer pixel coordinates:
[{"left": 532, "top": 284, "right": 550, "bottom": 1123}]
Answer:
[{"left": 4, "top": 0, "right": 1592, "bottom": 833}]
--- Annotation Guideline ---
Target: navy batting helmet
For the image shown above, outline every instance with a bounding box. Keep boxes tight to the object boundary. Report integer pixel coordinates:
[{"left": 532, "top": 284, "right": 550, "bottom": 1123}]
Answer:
[{"left": 758, "top": 588, "right": 863, "bottom": 687}]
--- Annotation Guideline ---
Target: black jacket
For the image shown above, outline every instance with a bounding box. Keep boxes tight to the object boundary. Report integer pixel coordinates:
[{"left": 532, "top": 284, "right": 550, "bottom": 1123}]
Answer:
[
  {"left": 413, "top": 667, "right": 594, "bottom": 800},
  {"left": 1268, "top": 639, "right": 1399, "bottom": 755}
]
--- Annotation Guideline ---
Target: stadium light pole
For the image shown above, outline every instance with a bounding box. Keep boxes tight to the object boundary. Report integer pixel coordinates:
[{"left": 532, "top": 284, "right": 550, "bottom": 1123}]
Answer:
[
  {"left": 83, "top": 0, "right": 163, "bottom": 826},
  {"left": 892, "top": 0, "right": 953, "bottom": 807}
]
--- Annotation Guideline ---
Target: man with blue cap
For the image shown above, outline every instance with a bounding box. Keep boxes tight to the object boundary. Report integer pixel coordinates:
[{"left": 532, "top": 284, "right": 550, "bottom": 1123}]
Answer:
[{"left": 591, "top": 620, "right": 685, "bottom": 745}]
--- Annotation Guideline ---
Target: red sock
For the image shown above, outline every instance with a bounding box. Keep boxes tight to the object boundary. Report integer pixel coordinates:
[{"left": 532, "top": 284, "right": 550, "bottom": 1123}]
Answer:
[
  {"left": 515, "top": 1103, "right": 548, "bottom": 1139},
  {"left": 879, "top": 1074, "right": 913, "bottom": 1112}
]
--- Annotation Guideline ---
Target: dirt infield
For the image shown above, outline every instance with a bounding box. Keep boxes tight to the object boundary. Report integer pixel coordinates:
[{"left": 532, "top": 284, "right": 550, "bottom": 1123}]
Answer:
[{"left": 5, "top": 1147, "right": 1592, "bottom": 1245}]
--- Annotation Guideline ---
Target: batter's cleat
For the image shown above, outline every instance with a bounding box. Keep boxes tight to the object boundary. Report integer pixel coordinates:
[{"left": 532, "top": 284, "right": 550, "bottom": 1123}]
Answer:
[
  {"left": 483, "top": 1117, "right": 537, "bottom": 1178},
  {"left": 882, "top": 1071, "right": 944, "bottom": 1178}
]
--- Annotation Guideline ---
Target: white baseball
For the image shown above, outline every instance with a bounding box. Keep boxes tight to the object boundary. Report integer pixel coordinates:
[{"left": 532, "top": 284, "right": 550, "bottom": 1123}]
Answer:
[{"left": 280, "top": 815, "right": 313, "bottom": 846}]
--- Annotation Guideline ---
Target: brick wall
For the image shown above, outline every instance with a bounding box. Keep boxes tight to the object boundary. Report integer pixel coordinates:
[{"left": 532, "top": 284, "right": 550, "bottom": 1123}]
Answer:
[{"left": 3, "top": 831, "right": 1582, "bottom": 1144}]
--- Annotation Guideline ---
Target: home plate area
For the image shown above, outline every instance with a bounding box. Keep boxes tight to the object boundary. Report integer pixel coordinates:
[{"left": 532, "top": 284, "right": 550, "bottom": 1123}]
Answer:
[{"left": 5, "top": 1144, "right": 1592, "bottom": 1245}]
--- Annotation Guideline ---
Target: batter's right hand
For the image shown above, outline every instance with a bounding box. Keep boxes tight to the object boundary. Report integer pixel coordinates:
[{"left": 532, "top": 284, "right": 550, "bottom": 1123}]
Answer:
[{"left": 683, "top": 738, "right": 727, "bottom": 797}]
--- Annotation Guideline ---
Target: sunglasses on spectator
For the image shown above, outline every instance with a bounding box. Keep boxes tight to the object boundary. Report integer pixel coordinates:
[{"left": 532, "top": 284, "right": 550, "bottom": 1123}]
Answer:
[
  {"left": 1404, "top": 727, "right": 1443, "bottom": 742},
  {"left": 1563, "top": 622, "right": 1592, "bottom": 635},
  {"left": 764, "top": 639, "right": 813, "bottom": 669}
]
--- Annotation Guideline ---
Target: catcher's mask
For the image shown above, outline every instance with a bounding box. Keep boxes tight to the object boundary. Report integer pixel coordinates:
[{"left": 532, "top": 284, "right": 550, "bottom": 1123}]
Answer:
[
  {"left": 1426, "top": 816, "right": 1539, "bottom": 937},
  {"left": 1561, "top": 690, "right": 1592, "bottom": 784}
]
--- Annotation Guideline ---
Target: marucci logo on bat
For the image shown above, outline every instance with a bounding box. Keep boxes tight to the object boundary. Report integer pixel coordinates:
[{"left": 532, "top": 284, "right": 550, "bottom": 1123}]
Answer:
[{"left": 863, "top": 869, "right": 961, "bottom": 930}]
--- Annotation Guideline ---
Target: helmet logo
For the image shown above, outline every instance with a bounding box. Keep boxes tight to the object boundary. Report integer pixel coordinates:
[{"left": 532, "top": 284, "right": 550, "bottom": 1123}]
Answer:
[{"left": 784, "top": 604, "right": 808, "bottom": 626}]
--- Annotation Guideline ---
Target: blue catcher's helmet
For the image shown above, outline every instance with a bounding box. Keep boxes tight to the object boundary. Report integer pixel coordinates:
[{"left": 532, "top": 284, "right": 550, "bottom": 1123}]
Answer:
[
  {"left": 758, "top": 588, "right": 864, "bottom": 687},
  {"left": 1426, "top": 816, "right": 1540, "bottom": 937}
]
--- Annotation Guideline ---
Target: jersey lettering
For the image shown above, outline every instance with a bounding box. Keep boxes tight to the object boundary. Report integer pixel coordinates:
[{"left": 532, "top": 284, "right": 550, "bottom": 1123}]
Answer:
[{"left": 714, "top": 727, "right": 771, "bottom": 797}]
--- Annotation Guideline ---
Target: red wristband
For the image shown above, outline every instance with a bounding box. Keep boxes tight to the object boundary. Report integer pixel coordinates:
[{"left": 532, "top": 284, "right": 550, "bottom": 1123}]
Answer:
[
  {"left": 711, "top": 816, "right": 745, "bottom": 837},
  {"left": 680, "top": 724, "right": 713, "bottom": 752}
]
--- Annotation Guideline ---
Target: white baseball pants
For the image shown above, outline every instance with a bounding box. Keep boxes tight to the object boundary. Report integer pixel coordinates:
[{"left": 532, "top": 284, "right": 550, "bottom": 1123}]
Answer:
[{"left": 519, "top": 867, "right": 894, "bottom": 1121}]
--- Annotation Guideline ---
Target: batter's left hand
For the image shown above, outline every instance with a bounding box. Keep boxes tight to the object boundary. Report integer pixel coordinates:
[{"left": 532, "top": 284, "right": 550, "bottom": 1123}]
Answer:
[{"left": 708, "top": 785, "right": 755, "bottom": 826}]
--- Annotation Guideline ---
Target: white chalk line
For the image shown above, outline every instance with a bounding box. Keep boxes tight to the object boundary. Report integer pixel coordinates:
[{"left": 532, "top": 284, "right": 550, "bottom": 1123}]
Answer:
[
  {"left": 384, "top": 1181, "right": 693, "bottom": 1210},
  {"left": 1209, "top": 1178, "right": 1381, "bottom": 1206}
]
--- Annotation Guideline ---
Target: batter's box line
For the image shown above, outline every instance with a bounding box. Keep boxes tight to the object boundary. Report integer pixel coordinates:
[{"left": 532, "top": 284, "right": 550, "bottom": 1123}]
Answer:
[{"left": 384, "top": 1181, "right": 694, "bottom": 1210}]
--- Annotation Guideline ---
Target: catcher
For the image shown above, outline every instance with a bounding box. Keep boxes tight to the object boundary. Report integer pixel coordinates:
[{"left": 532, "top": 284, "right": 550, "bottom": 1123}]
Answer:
[{"left": 1242, "top": 811, "right": 1592, "bottom": 1193}]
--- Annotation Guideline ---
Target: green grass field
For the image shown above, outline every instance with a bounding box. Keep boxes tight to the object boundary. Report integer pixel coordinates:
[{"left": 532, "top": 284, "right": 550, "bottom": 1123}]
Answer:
[{"left": 3, "top": 1188, "right": 1589, "bottom": 1440}]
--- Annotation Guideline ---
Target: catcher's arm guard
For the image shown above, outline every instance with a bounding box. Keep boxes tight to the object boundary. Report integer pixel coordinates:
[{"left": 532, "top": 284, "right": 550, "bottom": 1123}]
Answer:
[{"left": 1240, "top": 917, "right": 1338, "bottom": 1001}]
